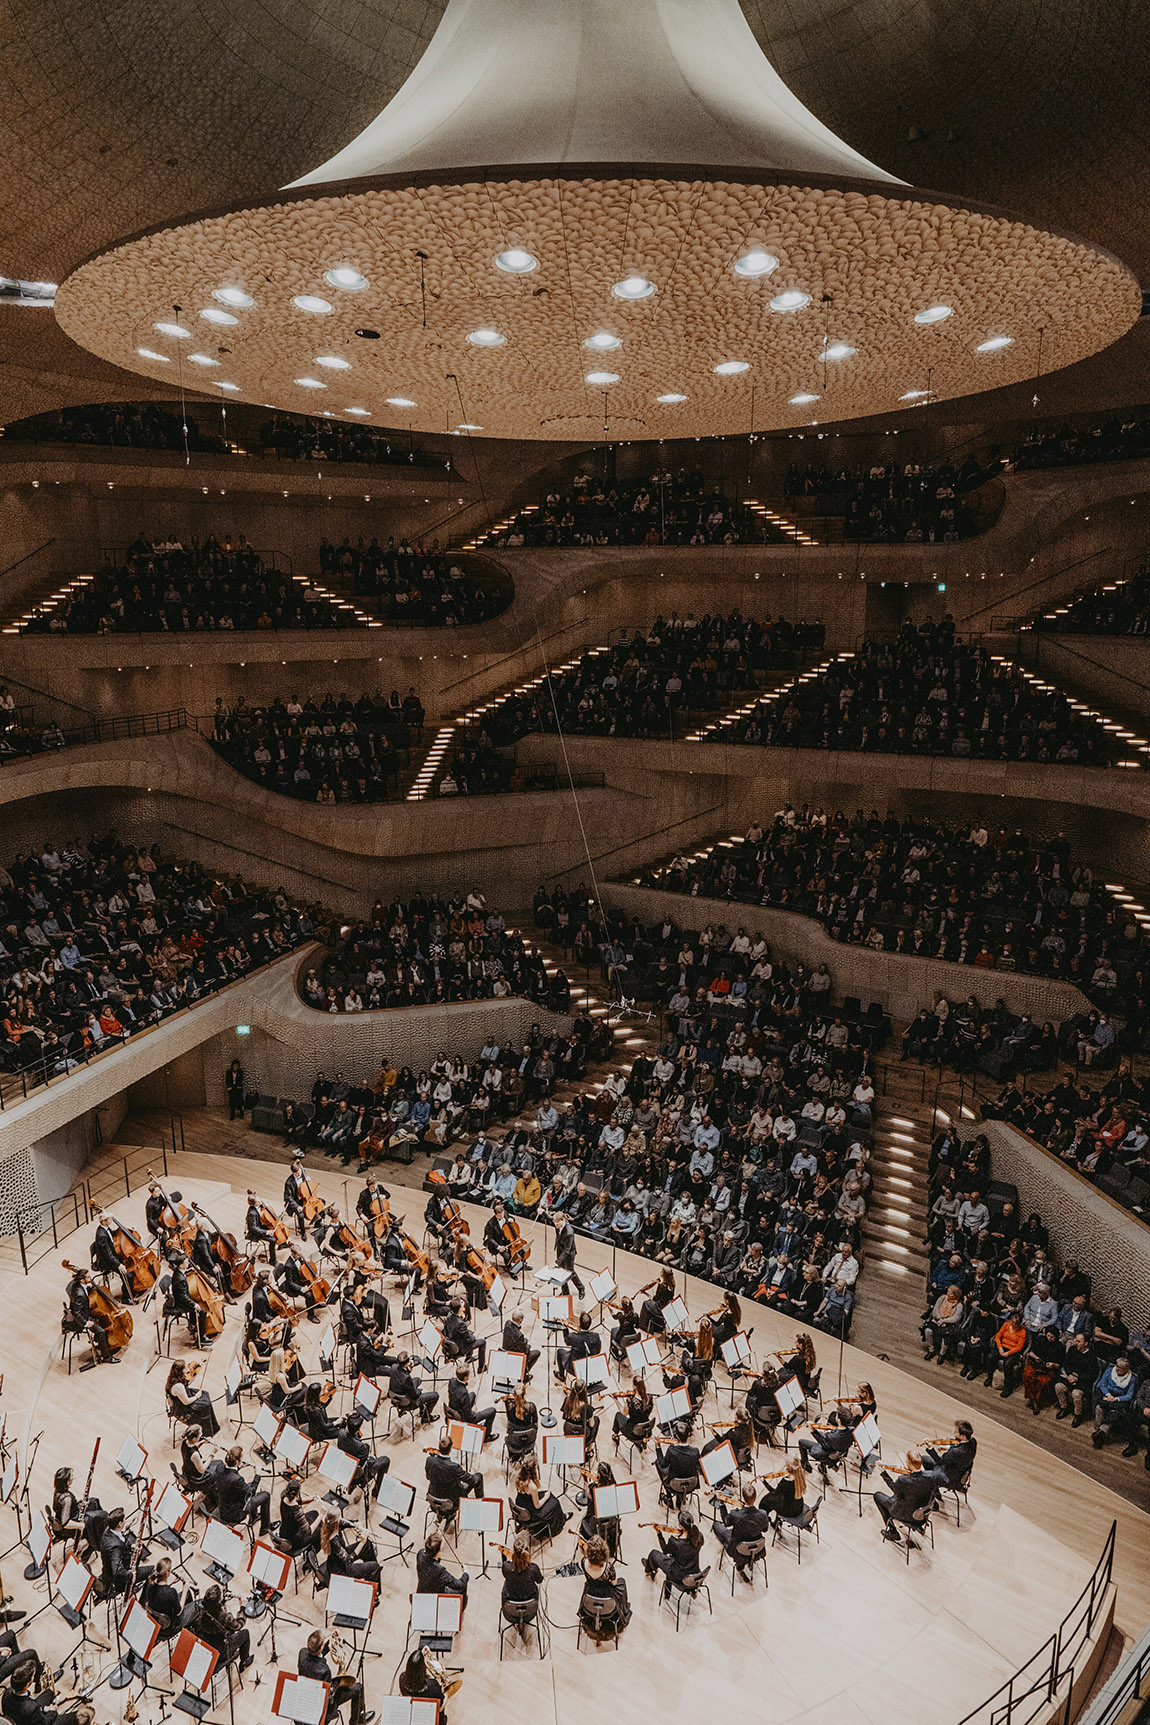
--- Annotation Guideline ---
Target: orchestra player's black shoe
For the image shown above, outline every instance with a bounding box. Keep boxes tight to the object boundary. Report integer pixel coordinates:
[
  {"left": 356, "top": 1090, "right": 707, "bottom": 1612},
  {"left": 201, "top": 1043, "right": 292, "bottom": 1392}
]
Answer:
[
  {"left": 881, "top": 1527, "right": 901, "bottom": 1543},
  {"left": 1056, "top": 1407, "right": 1071, "bottom": 1419},
  {"left": 1122, "top": 1443, "right": 1138, "bottom": 1457}
]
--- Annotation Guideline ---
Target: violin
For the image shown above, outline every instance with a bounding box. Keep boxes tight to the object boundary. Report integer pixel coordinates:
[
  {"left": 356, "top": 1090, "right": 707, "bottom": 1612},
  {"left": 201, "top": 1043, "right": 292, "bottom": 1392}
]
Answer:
[
  {"left": 192, "top": 1202, "right": 254, "bottom": 1297},
  {"left": 501, "top": 1214, "right": 530, "bottom": 1269},
  {"left": 106, "top": 1216, "right": 160, "bottom": 1294},
  {"left": 638, "top": 1522, "right": 683, "bottom": 1535}
]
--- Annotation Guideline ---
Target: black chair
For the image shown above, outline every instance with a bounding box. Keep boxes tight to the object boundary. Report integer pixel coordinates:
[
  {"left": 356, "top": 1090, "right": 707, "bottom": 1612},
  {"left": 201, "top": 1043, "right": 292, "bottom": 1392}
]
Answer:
[
  {"left": 772, "top": 1492, "right": 823, "bottom": 1564},
  {"left": 499, "top": 1597, "right": 546, "bottom": 1660},
  {"left": 717, "top": 1534, "right": 768, "bottom": 1594},
  {"left": 617, "top": 1415, "right": 655, "bottom": 1473},
  {"left": 661, "top": 1566, "right": 712, "bottom": 1630},
  {"left": 660, "top": 1471, "right": 700, "bottom": 1514},
  {"left": 576, "top": 1589, "right": 622, "bottom": 1649},
  {"left": 936, "top": 1469, "right": 972, "bottom": 1528},
  {"left": 892, "top": 1504, "right": 935, "bottom": 1562},
  {"left": 424, "top": 1493, "right": 459, "bottom": 1539}
]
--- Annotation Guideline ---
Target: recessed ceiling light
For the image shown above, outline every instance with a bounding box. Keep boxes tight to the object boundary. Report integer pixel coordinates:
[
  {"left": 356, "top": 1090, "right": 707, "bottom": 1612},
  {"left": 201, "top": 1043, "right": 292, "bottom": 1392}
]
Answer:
[
  {"left": 584, "top": 331, "right": 622, "bottom": 351},
  {"left": 187, "top": 353, "right": 220, "bottom": 366},
  {"left": 822, "top": 341, "right": 856, "bottom": 361},
  {"left": 293, "top": 294, "right": 333, "bottom": 314},
  {"left": 295, "top": 377, "right": 326, "bottom": 388},
  {"left": 345, "top": 407, "right": 371, "bottom": 415},
  {"left": 455, "top": 422, "right": 484, "bottom": 430},
  {"left": 136, "top": 348, "right": 169, "bottom": 362},
  {"left": 494, "top": 248, "right": 538, "bottom": 274},
  {"left": 656, "top": 393, "right": 687, "bottom": 403},
  {"left": 467, "top": 328, "right": 506, "bottom": 347},
  {"left": 386, "top": 396, "right": 416, "bottom": 407},
  {"left": 325, "top": 267, "right": 368, "bottom": 291},
  {"left": 315, "top": 355, "right": 351, "bottom": 370},
  {"left": 734, "top": 249, "right": 778, "bottom": 278},
  {"left": 213, "top": 287, "right": 254, "bottom": 308},
  {"left": 789, "top": 391, "right": 819, "bottom": 404},
  {"left": 714, "top": 360, "right": 749, "bottom": 375},
  {"left": 914, "top": 304, "right": 952, "bottom": 324},
  {"left": 900, "top": 388, "right": 930, "bottom": 400},
  {"left": 585, "top": 370, "right": 619, "bottom": 385},
  {"left": 355, "top": 328, "right": 380, "bottom": 339},
  {"left": 977, "top": 335, "right": 1013, "bottom": 351},
  {"left": 770, "top": 290, "right": 810, "bottom": 312},
  {"left": 214, "top": 381, "right": 240, "bottom": 390},
  {"left": 153, "top": 321, "right": 191, "bottom": 339},
  {"left": 200, "top": 307, "right": 238, "bottom": 325},
  {"left": 612, "top": 275, "right": 655, "bottom": 300}
]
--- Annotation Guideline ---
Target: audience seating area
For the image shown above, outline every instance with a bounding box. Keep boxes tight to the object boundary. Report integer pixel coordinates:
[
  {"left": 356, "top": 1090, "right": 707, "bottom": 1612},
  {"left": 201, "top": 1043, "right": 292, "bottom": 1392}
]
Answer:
[
  {"left": 727, "top": 621, "right": 1122, "bottom": 763},
  {"left": 485, "top": 466, "right": 758, "bottom": 548},
  {"left": 645, "top": 807, "right": 1147, "bottom": 999},
  {"left": 1037, "top": 560, "right": 1150, "bottom": 636},
  {"left": 922, "top": 1123, "right": 1150, "bottom": 1468},
  {"left": 0, "top": 832, "right": 319, "bottom": 1084},
  {"left": 301, "top": 892, "right": 563, "bottom": 1013},
  {"left": 981, "top": 1064, "right": 1150, "bottom": 1223},
  {"left": 210, "top": 690, "right": 424, "bottom": 803},
  {"left": 317, "top": 540, "right": 509, "bottom": 625},
  {"left": 1014, "top": 413, "right": 1150, "bottom": 472},
  {"left": 780, "top": 453, "right": 996, "bottom": 542},
  {"left": 19, "top": 539, "right": 356, "bottom": 633}
]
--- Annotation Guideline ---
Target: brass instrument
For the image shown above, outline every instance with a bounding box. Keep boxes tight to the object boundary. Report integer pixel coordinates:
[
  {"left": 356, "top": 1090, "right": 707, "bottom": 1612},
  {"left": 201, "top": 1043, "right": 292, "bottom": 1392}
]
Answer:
[
  {"left": 327, "top": 1631, "right": 355, "bottom": 1685},
  {"left": 423, "top": 1652, "right": 463, "bottom": 1699}
]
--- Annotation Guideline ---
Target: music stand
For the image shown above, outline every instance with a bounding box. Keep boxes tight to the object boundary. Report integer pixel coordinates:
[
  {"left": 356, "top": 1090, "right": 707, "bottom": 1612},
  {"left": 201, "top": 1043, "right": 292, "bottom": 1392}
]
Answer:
[
  {"left": 116, "top": 1437, "right": 149, "bottom": 1495},
  {"left": 244, "top": 1540, "right": 294, "bottom": 1652},
  {"left": 168, "top": 1627, "right": 218, "bottom": 1721},
  {"left": 625, "top": 1336, "right": 663, "bottom": 1375},
  {"left": 109, "top": 1596, "right": 162, "bottom": 1692},
  {"left": 720, "top": 1330, "right": 754, "bottom": 1405},
  {"left": 252, "top": 1401, "right": 282, "bottom": 1467},
  {"left": 201, "top": 1516, "right": 247, "bottom": 1589},
  {"left": 851, "top": 1413, "right": 882, "bottom": 1516},
  {"left": 662, "top": 1296, "right": 689, "bottom": 1337},
  {"left": 655, "top": 1386, "right": 691, "bottom": 1433},
  {"left": 774, "top": 1375, "right": 807, "bottom": 1449},
  {"left": 408, "top": 1592, "right": 462, "bottom": 1656},
  {"left": 588, "top": 1267, "right": 617, "bottom": 1324},
  {"left": 699, "top": 1441, "right": 737, "bottom": 1491},
  {"left": 150, "top": 1479, "right": 193, "bottom": 1559},
  {"left": 318, "top": 1324, "right": 338, "bottom": 1383},
  {"left": 486, "top": 1349, "right": 526, "bottom": 1399},
  {"left": 53, "top": 1552, "right": 99, "bottom": 1669},
  {"left": 224, "top": 1357, "right": 255, "bottom": 1429},
  {"left": 379, "top": 1700, "right": 440, "bottom": 1725},
  {"left": 272, "top": 1422, "right": 312, "bottom": 1478},
  {"left": 445, "top": 1421, "right": 485, "bottom": 1462},
  {"left": 326, "top": 1574, "right": 378, "bottom": 1670},
  {"left": 373, "top": 1474, "right": 415, "bottom": 1564},
  {"left": 592, "top": 1480, "right": 639, "bottom": 1520},
  {"left": 316, "top": 1442, "right": 357, "bottom": 1512},
  {"left": 457, "top": 1495, "right": 503, "bottom": 1575},
  {"left": 272, "top": 1671, "right": 330, "bottom": 1725},
  {"left": 540, "top": 1432, "right": 584, "bottom": 1497},
  {"left": 417, "top": 1320, "right": 444, "bottom": 1380},
  {"left": 24, "top": 1509, "right": 50, "bottom": 1583},
  {"left": 487, "top": 1275, "right": 512, "bottom": 1321}
]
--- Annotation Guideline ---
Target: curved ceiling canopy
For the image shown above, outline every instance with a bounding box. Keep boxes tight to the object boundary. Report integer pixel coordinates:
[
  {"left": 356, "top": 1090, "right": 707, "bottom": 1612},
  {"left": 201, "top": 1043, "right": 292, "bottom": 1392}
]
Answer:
[{"left": 55, "top": 0, "right": 1142, "bottom": 442}]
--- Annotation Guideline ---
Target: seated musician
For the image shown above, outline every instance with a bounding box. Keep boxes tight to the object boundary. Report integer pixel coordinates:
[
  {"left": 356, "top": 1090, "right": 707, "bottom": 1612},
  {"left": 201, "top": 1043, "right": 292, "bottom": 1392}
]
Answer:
[
  {"left": 578, "top": 1460, "right": 621, "bottom": 1558},
  {"left": 165, "top": 1253, "right": 206, "bottom": 1345},
  {"left": 398, "top": 1651, "right": 449, "bottom": 1723},
  {"left": 710, "top": 1291, "right": 741, "bottom": 1352},
  {"left": 297, "top": 1630, "right": 369, "bottom": 1725},
  {"left": 744, "top": 1363, "right": 782, "bottom": 1442},
  {"left": 145, "top": 1182, "right": 170, "bottom": 1243},
  {"left": 608, "top": 1295, "right": 641, "bottom": 1362},
  {"left": 301, "top": 1383, "right": 342, "bottom": 1445},
  {"left": 318, "top": 1512, "right": 381, "bottom": 1585},
  {"left": 798, "top": 1409, "right": 854, "bottom": 1473},
  {"left": 702, "top": 1409, "right": 753, "bottom": 1473},
  {"left": 501, "top": 1307, "right": 539, "bottom": 1378},
  {"left": 339, "top": 1412, "right": 390, "bottom": 1502},
  {"left": 91, "top": 1214, "right": 136, "bottom": 1304},
  {"left": 63, "top": 1265, "right": 119, "bottom": 1366},
  {"left": 555, "top": 1311, "right": 601, "bottom": 1380},
  {"left": 638, "top": 1266, "right": 677, "bottom": 1334},
  {"left": 191, "top": 1583, "right": 253, "bottom": 1673},
  {"left": 513, "top": 1457, "right": 568, "bottom": 1538},
  {"left": 49, "top": 1466, "right": 102, "bottom": 1554},
  {"left": 0, "top": 1626, "right": 41, "bottom": 1689},
  {"left": 923, "top": 1420, "right": 977, "bottom": 1485},
  {"left": 759, "top": 1458, "right": 808, "bottom": 1520},
  {"left": 2, "top": 1661, "right": 93, "bottom": 1725},
  {"left": 482, "top": 1198, "right": 520, "bottom": 1270},
  {"left": 425, "top": 1433, "right": 482, "bottom": 1510},
  {"left": 612, "top": 1377, "right": 654, "bottom": 1451},
  {"left": 642, "top": 1508, "right": 704, "bottom": 1586},
  {"left": 714, "top": 1480, "right": 772, "bottom": 1578},
  {"left": 423, "top": 1259, "right": 456, "bottom": 1320},
  {"left": 274, "top": 1477, "right": 319, "bottom": 1557},
  {"left": 274, "top": 1249, "right": 323, "bottom": 1321},
  {"left": 140, "top": 1556, "right": 183, "bottom": 1641},
  {"left": 96, "top": 1508, "right": 140, "bottom": 1601},
  {"left": 423, "top": 1184, "right": 455, "bottom": 1248},
  {"left": 654, "top": 1437, "right": 700, "bottom": 1490},
  {"left": 180, "top": 1424, "right": 225, "bottom": 1502},
  {"left": 663, "top": 1316, "right": 714, "bottom": 1407},
  {"left": 282, "top": 1160, "right": 311, "bottom": 1240},
  {"left": 354, "top": 1318, "right": 398, "bottom": 1382},
  {"left": 444, "top": 1298, "right": 487, "bottom": 1373},
  {"left": 166, "top": 1360, "right": 221, "bottom": 1435},
  {"left": 355, "top": 1178, "right": 392, "bottom": 1258},
  {"left": 447, "top": 1364, "right": 497, "bottom": 1442},
  {"left": 212, "top": 1445, "right": 272, "bottom": 1536},
  {"left": 561, "top": 1379, "right": 600, "bottom": 1449},
  {"left": 389, "top": 1353, "right": 438, "bottom": 1425},
  {"left": 873, "top": 1451, "right": 945, "bottom": 1548},
  {"left": 416, "top": 1528, "right": 469, "bottom": 1610},
  {"left": 580, "top": 1533, "right": 631, "bottom": 1629},
  {"left": 501, "top": 1534, "right": 543, "bottom": 1615},
  {"left": 318, "top": 1206, "right": 353, "bottom": 1266},
  {"left": 503, "top": 1386, "right": 538, "bottom": 1462},
  {"left": 245, "top": 1192, "right": 281, "bottom": 1264}
]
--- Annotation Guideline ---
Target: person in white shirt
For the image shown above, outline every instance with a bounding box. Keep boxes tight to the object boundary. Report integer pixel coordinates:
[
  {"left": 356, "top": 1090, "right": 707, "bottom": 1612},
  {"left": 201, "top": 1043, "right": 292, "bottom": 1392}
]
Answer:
[{"left": 822, "top": 1244, "right": 859, "bottom": 1287}]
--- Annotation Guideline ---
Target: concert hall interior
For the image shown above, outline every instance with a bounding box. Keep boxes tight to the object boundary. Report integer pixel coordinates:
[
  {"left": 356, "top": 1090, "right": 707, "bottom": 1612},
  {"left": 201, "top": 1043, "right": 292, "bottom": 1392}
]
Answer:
[{"left": 1, "top": 4, "right": 1150, "bottom": 1725}]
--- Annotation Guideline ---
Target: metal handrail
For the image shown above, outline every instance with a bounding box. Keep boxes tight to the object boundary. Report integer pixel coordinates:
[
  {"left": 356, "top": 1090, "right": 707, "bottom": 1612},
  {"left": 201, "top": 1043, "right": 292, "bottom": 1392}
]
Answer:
[
  {"left": 1076, "top": 1624, "right": 1150, "bottom": 1725},
  {"left": 0, "top": 1142, "right": 168, "bottom": 1274},
  {"left": 956, "top": 1522, "right": 1115, "bottom": 1725}
]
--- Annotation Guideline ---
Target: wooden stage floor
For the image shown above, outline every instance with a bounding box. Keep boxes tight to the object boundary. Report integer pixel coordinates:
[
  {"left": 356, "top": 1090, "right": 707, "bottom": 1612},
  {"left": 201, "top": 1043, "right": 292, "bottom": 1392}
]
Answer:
[{"left": 1, "top": 1149, "right": 1146, "bottom": 1725}]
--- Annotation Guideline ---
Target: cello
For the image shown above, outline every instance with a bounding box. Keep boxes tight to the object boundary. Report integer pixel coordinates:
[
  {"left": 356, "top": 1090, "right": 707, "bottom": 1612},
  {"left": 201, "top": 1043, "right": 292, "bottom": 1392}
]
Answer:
[
  {"left": 249, "top": 1191, "right": 291, "bottom": 1248},
  {"left": 296, "top": 1172, "right": 323, "bottom": 1227},
  {"left": 287, "top": 1242, "right": 331, "bottom": 1305},
  {"left": 191, "top": 1202, "right": 255, "bottom": 1297},
  {"left": 365, "top": 1189, "right": 392, "bottom": 1242},
  {"left": 441, "top": 1197, "right": 469, "bottom": 1242},
  {"left": 106, "top": 1216, "right": 160, "bottom": 1294},
  {"left": 456, "top": 1237, "right": 497, "bottom": 1292},
  {"left": 146, "top": 1168, "right": 198, "bottom": 1253},
  {"left": 501, "top": 1213, "right": 530, "bottom": 1269}
]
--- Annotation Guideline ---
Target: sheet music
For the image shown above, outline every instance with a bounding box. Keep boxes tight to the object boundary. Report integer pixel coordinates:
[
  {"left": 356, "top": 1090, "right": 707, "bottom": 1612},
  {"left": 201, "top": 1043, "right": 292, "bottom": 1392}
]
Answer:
[
  {"left": 540, "top": 1294, "right": 573, "bottom": 1323},
  {"left": 662, "top": 1296, "right": 689, "bottom": 1331},
  {"left": 375, "top": 1474, "right": 416, "bottom": 1517},
  {"left": 201, "top": 1518, "right": 245, "bottom": 1570},
  {"left": 626, "top": 1335, "right": 663, "bottom": 1372},
  {"left": 588, "top": 1268, "right": 617, "bottom": 1303},
  {"left": 721, "top": 1330, "right": 752, "bottom": 1368},
  {"left": 486, "top": 1348, "right": 525, "bottom": 1384},
  {"left": 592, "top": 1481, "right": 639, "bottom": 1518},
  {"left": 418, "top": 1319, "right": 443, "bottom": 1359},
  {"left": 447, "top": 1420, "right": 485, "bottom": 1458},
  {"left": 253, "top": 1402, "right": 282, "bottom": 1445},
  {"left": 379, "top": 1701, "right": 440, "bottom": 1725},
  {"left": 248, "top": 1541, "right": 291, "bottom": 1591},
  {"left": 27, "top": 1512, "right": 50, "bottom": 1567},
  {"left": 535, "top": 1264, "right": 570, "bottom": 1287},
  {"left": 354, "top": 1374, "right": 381, "bottom": 1414},
  {"left": 488, "top": 1275, "right": 511, "bottom": 1314},
  {"left": 58, "top": 1555, "right": 93, "bottom": 1614},
  {"left": 224, "top": 1359, "right": 243, "bottom": 1402},
  {"left": 327, "top": 1574, "right": 376, "bottom": 1623},
  {"left": 409, "top": 1593, "right": 462, "bottom": 1635},
  {"left": 317, "top": 1443, "right": 357, "bottom": 1489},
  {"left": 852, "top": 1412, "right": 881, "bottom": 1458},
  {"left": 574, "top": 1353, "right": 611, "bottom": 1388},
  {"left": 655, "top": 1386, "right": 690, "bottom": 1424},
  {"left": 273, "top": 1423, "right": 311, "bottom": 1468},
  {"left": 120, "top": 1600, "right": 159, "bottom": 1662},
  {"left": 699, "top": 1441, "right": 737, "bottom": 1487},
  {"left": 0, "top": 1456, "right": 15, "bottom": 1503},
  {"left": 319, "top": 1323, "right": 337, "bottom": 1361},
  {"left": 774, "top": 1376, "right": 805, "bottom": 1419},
  {"left": 154, "top": 1480, "right": 190, "bottom": 1531},
  {"left": 117, "top": 1436, "right": 147, "bottom": 1477},
  {"left": 183, "top": 1638, "right": 216, "bottom": 1692},
  {"left": 274, "top": 1673, "right": 329, "bottom": 1725},
  {"left": 458, "top": 1496, "right": 503, "bottom": 1533},
  {"left": 540, "top": 1433, "right": 585, "bottom": 1466}
]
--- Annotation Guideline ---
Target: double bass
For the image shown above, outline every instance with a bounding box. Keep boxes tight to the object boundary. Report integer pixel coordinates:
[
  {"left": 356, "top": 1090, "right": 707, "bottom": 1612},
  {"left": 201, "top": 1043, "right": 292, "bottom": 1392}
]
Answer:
[
  {"left": 64, "top": 1261, "right": 133, "bottom": 1351},
  {"left": 185, "top": 1265, "right": 226, "bottom": 1338},
  {"left": 106, "top": 1216, "right": 160, "bottom": 1294},
  {"left": 146, "top": 1168, "right": 198, "bottom": 1253},
  {"left": 192, "top": 1202, "right": 254, "bottom": 1297}
]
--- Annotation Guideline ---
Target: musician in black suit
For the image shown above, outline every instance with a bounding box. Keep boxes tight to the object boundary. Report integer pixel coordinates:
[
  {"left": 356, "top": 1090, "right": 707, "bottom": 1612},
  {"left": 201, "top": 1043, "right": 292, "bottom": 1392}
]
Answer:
[
  {"left": 388, "top": 1354, "right": 438, "bottom": 1425},
  {"left": 923, "top": 1421, "right": 977, "bottom": 1486},
  {"left": 797, "top": 1410, "right": 854, "bottom": 1473},
  {"left": 654, "top": 1439, "right": 700, "bottom": 1488},
  {"left": 501, "top": 1309, "right": 539, "bottom": 1378},
  {"left": 447, "top": 1364, "right": 497, "bottom": 1441},
  {"left": 873, "top": 1452, "right": 945, "bottom": 1547},
  {"left": 64, "top": 1266, "right": 118, "bottom": 1364},
  {"left": 2, "top": 1661, "right": 88, "bottom": 1725},
  {"left": 424, "top": 1434, "right": 482, "bottom": 1508},
  {"left": 165, "top": 1254, "right": 205, "bottom": 1345},
  {"left": 416, "top": 1529, "right": 469, "bottom": 1609},
  {"left": 713, "top": 1481, "right": 773, "bottom": 1578},
  {"left": 245, "top": 1192, "right": 280, "bottom": 1264},
  {"left": 213, "top": 1446, "right": 272, "bottom": 1535},
  {"left": 444, "top": 1299, "right": 487, "bottom": 1373},
  {"left": 283, "top": 1162, "right": 310, "bottom": 1240},
  {"left": 298, "top": 1631, "right": 370, "bottom": 1725},
  {"left": 553, "top": 1214, "right": 585, "bottom": 1298},
  {"left": 91, "top": 1215, "right": 134, "bottom": 1304},
  {"left": 339, "top": 1413, "right": 390, "bottom": 1499},
  {"left": 555, "top": 1311, "right": 601, "bottom": 1380}
]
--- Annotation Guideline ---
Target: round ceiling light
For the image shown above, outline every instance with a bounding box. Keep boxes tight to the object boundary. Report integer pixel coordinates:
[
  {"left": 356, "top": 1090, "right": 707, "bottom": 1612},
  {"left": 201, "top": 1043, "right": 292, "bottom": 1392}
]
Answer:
[
  {"left": 214, "top": 381, "right": 240, "bottom": 390},
  {"left": 187, "top": 353, "right": 220, "bottom": 366},
  {"left": 770, "top": 289, "right": 810, "bottom": 312},
  {"left": 213, "top": 287, "right": 254, "bottom": 308},
  {"left": 324, "top": 267, "right": 369, "bottom": 291},
  {"left": 789, "top": 391, "right": 819, "bottom": 404},
  {"left": 295, "top": 377, "right": 326, "bottom": 388},
  {"left": 467, "top": 328, "right": 506, "bottom": 347},
  {"left": 494, "top": 248, "right": 538, "bottom": 274},
  {"left": 136, "top": 347, "right": 168, "bottom": 362},
  {"left": 153, "top": 321, "right": 190, "bottom": 339},
  {"left": 386, "top": 396, "right": 416, "bottom": 407},
  {"left": 585, "top": 370, "right": 619, "bottom": 385},
  {"left": 714, "top": 359, "right": 749, "bottom": 374},
  {"left": 200, "top": 307, "right": 237, "bottom": 326},
  {"left": 584, "top": 331, "right": 621, "bottom": 350},
  {"left": 822, "top": 341, "right": 856, "bottom": 361},
  {"left": 315, "top": 355, "right": 351, "bottom": 369},
  {"left": 977, "top": 334, "right": 1014, "bottom": 351},
  {"left": 734, "top": 249, "right": 778, "bottom": 278},
  {"left": 294, "top": 294, "right": 333, "bottom": 314},
  {"left": 656, "top": 392, "right": 687, "bottom": 403},
  {"left": 612, "top": 275, "right": 655, "bottom": 300},
  {"left": 914, "top": 304, "right": 953, "bottom": 324},
  {"left": 345, "top": 407, "right": 371, "bottom": 415}
]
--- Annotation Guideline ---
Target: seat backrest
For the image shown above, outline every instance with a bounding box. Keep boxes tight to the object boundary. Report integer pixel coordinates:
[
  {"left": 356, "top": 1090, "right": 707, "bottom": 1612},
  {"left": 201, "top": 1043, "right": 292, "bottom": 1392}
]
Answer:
[
  {"left": 428, "top": 1495, "right": 455, "bottom": 1516},
  {"left": 682, "top": 1566, "right": 710, "bottom": 1593},
  {"left": 580, "top": 1588, "right": 618, "bottom": 1623},
  {"left": 734, "top": 1537, "right": 766, "bottom": 1560},
  {"left": 668, "top": 1473, "right": 699, "bottom": 1494}
]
